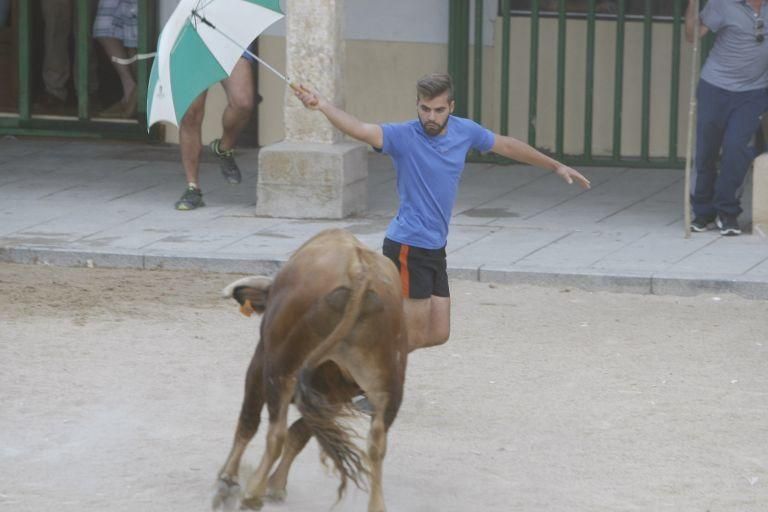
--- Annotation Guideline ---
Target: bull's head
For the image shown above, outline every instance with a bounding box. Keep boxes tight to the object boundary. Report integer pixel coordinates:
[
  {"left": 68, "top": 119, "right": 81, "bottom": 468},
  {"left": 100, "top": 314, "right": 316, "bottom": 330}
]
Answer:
[{"left": 221, "top": 276, "right": 272, "bottom": 317}]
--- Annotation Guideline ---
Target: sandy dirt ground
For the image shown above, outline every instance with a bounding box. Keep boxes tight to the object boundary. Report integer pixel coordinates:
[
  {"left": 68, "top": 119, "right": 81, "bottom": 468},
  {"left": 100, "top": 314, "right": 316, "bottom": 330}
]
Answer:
[{"left": 1, "top": 262, "right": 768, "bottom": 512}]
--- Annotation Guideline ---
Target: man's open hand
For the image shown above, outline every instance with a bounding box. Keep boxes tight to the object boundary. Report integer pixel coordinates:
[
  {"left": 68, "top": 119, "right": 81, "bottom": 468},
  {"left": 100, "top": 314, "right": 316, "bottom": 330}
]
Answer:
[{"left": 555, "top": 164, "right": 591, "bottom": 189}]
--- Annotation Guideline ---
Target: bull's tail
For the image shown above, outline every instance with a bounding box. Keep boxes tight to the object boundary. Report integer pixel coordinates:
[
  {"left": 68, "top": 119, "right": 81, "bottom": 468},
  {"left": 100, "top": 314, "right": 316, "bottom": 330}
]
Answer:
[{"left": 295, "top": 247, "right": 371, "bottom": 500}]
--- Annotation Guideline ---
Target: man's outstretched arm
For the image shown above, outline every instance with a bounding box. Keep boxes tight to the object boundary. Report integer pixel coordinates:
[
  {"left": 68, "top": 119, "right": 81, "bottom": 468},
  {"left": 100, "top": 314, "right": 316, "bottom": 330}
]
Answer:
[
  {"left": 294, "top": 85, "right": 383, "bottom": 149},
  {"left": 490, "top": 134, "right": 591, "bottom": 189}
]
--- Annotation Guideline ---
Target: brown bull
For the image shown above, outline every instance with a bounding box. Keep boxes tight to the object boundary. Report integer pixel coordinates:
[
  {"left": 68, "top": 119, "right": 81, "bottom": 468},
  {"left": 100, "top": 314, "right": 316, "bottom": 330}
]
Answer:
[{"left": 213, "top": 229, "right": 408, "bottom": 512}]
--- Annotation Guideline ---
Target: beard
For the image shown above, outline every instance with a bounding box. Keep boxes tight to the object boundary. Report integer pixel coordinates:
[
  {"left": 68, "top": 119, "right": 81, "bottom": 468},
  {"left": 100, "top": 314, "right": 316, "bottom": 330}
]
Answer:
[{"left": 420, "top": 116, "right": 449, "bottom": 137}]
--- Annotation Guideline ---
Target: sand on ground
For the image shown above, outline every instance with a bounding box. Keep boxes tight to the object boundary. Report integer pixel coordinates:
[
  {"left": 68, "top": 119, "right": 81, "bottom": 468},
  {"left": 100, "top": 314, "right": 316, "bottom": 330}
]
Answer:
[{"left": 1, "top": 262, "right": 767, "bottom": 511}]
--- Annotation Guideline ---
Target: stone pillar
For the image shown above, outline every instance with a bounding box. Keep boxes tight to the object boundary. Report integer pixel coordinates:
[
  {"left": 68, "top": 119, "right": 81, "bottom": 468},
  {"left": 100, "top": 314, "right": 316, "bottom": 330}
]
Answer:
[{"left": 256, "top": 0, "right": 367, "bottom": 219}]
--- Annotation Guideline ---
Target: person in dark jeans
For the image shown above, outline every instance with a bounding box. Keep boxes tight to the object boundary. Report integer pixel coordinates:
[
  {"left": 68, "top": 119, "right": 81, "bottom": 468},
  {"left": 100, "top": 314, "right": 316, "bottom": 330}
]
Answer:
[{"left": 686, "top": 0, "right": 768, "bottom": 236}]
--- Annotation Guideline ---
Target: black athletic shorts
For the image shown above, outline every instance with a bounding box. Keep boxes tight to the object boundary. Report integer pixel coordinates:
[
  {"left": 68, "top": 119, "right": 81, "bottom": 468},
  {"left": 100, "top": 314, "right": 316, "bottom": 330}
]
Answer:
[{"left": 382, "top": 237, "right": 449, "bottom": 299}]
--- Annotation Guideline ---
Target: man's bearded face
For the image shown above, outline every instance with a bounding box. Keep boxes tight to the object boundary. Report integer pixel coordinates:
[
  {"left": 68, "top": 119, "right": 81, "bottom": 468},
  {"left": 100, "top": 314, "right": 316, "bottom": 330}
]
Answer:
[{"left": 417, "top": 92, "right": 454, "bottom": 136}]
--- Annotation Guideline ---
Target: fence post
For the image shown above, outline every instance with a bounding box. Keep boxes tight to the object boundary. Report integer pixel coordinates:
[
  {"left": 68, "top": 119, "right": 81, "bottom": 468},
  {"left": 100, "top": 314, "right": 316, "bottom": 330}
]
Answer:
[
  {"left": 17, "top": 0, "right": 30, "bottom": 121},
  {"left": 472, "top": 0, "right": 484, "bottom": 123},
  {"left": 448, "top": 0, "right": 470, "bottom": 118},
  {"left": 75, "top": 0, "right": 90, "bottom": 120},
  {"left": 528, "top": 0, "right": 540, "bottom": 145}
]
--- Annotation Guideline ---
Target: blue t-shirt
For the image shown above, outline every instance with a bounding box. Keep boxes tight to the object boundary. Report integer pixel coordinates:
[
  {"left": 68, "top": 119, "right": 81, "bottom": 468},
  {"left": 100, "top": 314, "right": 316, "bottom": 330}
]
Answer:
[{"left": 378, "top": 116, "right": 495, "bottom": 249}]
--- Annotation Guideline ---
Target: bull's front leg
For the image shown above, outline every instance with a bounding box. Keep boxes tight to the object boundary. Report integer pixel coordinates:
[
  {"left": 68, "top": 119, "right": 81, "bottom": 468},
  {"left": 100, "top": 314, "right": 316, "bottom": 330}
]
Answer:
[
  {"left": 213, "top": 344, "right": 265, "bottom": 511},
  {"left": 240, "top": 376, "right": 296, "bottom": 510}
]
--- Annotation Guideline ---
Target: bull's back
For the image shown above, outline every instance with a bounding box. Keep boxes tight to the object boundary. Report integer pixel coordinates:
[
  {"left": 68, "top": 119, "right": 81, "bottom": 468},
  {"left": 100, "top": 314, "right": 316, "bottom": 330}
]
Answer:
[
  {"left": 262, "top": 229, "right": 402, "bottom": 350},
  {"left": 277, "top": 229, "right": 399, "bottom": 302}
]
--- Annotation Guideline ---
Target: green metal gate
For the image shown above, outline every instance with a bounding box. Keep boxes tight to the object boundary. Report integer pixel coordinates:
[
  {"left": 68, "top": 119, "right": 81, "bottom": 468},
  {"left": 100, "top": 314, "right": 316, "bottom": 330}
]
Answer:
[
  {"left": 449, "top": 0, "right": 712, "bottom": 168},
  {"left": 0, "top": 0, "right": 157, "bottom": 140}
]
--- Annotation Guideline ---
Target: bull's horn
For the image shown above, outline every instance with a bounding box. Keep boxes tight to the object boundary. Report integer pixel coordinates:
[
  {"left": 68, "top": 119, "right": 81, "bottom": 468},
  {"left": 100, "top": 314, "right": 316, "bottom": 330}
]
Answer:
[{"left": 221, "top": 276, "right": 273, "bottom": 299}]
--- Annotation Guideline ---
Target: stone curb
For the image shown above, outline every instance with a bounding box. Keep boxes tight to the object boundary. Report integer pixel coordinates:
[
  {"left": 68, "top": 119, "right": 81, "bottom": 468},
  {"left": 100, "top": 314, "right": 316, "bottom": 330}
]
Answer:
[{"left": 3, "top": 245, "right": 767, "bottom": 300}]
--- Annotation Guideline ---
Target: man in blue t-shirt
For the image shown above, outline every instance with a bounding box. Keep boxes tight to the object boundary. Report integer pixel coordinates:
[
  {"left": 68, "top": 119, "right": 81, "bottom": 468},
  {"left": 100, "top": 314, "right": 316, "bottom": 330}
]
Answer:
[
  {"left": 295, "top": 73, "right": 590, "bottom": 353},
  {"left": 686, "top": 0, "right": 768, "bottom": 235}
]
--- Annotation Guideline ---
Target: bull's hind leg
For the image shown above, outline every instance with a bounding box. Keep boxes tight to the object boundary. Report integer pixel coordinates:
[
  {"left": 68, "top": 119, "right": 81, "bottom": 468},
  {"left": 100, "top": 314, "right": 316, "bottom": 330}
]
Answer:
[
  {"left": 266, "top": 418, "right": 312, "bottom": 501},
  {"left": 213, "top": 344, "right": 266, "bottom": 511},
  {"left": 240, "top": 377, "right": 296, "bottom": 510},
  {"left": 365, "top": 392, "right": 390, "bottom": 512}
]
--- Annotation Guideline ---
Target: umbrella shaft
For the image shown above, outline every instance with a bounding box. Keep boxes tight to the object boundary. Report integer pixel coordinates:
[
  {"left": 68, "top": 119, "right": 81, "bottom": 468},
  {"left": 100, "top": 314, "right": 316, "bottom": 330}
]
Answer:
[{"left": 243, "top": 49, "right": 290, "bottom": 84}]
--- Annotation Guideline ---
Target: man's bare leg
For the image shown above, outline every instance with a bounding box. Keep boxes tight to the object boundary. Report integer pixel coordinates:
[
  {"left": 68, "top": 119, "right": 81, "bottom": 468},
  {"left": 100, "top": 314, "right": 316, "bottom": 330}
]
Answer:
[
  {"left": 179, "top": 92, "right": 207, "bottom": 186},
  {"left": 97, "top": 37, "right": 136, "bottom": 104},
  {"left": 352, "top": 295, "right": 449, "bottom": 414},
  {"left": 219, "top": 58, "right": 255, "bottom": 151},
  {"left": 404, "top": 296, "right": 450, "bottom": 352},
  {"left": 175, "top": 93, "right": 208, "bottom": 210}
]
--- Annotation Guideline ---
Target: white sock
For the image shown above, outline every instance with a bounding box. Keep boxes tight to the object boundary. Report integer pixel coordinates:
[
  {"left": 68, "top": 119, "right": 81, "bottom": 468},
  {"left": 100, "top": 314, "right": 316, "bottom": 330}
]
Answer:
[{"left": 188, "top": 182, "right": 199, "bottom": 190}]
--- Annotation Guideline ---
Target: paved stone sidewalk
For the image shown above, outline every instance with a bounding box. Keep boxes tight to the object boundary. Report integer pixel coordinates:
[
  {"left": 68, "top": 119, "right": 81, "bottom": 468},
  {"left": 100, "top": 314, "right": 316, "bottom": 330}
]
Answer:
[{"left": 1, "top": 137, "right": 767, "bottom": 298}]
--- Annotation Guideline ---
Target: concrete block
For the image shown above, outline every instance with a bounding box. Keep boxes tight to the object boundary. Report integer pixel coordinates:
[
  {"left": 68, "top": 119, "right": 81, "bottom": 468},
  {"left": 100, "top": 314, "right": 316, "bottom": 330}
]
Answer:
[
  {"left": 479, "top": 267, "right": 653, "bottom": 295},
  {"left": 447, "top": 266, "right": 481, "bottom": 281},
  {"left": 753, "top": 153, "right": 768, "bottom": 230},
  {"left": 143, "top": 252, "right": 284, "bottom": 275},
  {"left": 651, "top": 271, "right": 768, "bottom": 300},
  {"left": 0, "top": 247, "right": 144, "bottom": 269},
  {"left": 256, "top": 141, "right": 367, "bottom": 219}
]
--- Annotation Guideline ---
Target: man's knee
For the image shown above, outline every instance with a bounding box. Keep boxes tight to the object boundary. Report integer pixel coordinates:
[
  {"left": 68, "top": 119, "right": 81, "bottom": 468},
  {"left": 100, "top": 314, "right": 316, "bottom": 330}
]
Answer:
[
  {"left": 227, "top": 75, "right": 255, "bottom": 112},
  {"left": 181, "top": 99, "right": 205, "bottom": 128},
  {"left": 228, "top": 92, "right": 254, "bottom": 114},
  {"left": 433, "top": 326, "right": 450, "bottom": 346}
]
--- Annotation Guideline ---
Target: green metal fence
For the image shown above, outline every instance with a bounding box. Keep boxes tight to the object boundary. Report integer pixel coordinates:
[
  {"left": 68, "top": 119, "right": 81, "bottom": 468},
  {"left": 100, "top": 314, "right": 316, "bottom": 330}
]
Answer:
[
  {"left": 448, "top": 0, "right": 712, "bottom": 168},
  {"left": 0, "top": 0, "right": 157, "bottom": 140}
]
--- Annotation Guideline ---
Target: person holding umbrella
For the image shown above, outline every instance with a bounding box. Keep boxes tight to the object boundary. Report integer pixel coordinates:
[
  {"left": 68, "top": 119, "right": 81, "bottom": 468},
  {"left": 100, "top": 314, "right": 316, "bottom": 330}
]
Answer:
[
  {"left": 144, "top": 0, "right": 285, "bottom": 210},
  {"left": 294, "top": 73, "right": 590, "bottom": 353},
  {"left": 174, "top": 41, "right": 260, "bottom": 210},
  {"left": 686, "top": 0, "right": 768, "bottom": 236}
]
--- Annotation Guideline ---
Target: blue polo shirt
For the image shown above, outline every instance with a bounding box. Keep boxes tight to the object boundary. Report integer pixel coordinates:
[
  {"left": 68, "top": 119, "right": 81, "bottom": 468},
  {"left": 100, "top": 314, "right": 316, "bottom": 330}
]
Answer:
[
  {"left": 378, "top": 116, "right": 495, "bottom": 250},
  {"left": 700, "top": 0, "right": 768, "bottom": 91}
]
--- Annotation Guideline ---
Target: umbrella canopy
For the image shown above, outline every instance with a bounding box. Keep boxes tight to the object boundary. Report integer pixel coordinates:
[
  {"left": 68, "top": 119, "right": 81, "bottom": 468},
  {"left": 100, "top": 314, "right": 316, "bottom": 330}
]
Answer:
[{"left": 147, "top": 0, "right": 283, "bottom": 128}]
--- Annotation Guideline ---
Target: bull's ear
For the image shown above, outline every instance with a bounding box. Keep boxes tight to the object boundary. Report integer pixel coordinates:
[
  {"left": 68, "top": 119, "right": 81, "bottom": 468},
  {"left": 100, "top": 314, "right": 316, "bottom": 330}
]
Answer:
[
  {"left": 222, "top": 276, "right": 272, "bottom": 316},
  {"left": 233, "top": 287, "right": 269, "bottom": 316}
]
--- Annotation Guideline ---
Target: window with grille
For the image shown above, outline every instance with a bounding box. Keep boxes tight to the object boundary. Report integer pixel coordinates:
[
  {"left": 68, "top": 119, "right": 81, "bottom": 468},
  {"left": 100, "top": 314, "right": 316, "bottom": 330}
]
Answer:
[{"left": 504, "top": 1, "right": 678, "bottom": 20}]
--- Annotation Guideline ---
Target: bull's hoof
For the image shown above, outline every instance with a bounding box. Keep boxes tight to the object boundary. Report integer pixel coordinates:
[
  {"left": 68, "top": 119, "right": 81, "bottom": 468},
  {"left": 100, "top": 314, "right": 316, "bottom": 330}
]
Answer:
[
  {"left": 212, "top": 479, "right": 241, "bottom": 511},
  {"left": 266, "top": 488, "right": 287, "bottom": 502},
  {"left": 239, "top": 495, "right": 264, "bottom": 510}
]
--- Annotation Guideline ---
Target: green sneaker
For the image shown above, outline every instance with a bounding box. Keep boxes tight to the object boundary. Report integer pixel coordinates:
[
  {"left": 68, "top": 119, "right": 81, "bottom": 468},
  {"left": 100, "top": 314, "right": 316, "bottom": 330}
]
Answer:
[
  {"left": 175, "top": 185, "right": 205, "bottom": 210},
  {"left": 210, "top": 138, "right": 242, "bottom": 184}
]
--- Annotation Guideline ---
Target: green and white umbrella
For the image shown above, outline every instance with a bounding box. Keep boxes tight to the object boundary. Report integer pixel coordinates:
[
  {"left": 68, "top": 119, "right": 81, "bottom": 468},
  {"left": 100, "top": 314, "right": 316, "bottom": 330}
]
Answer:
[{"left": 147, "top": 0, "right": 286, "bottom": 128}]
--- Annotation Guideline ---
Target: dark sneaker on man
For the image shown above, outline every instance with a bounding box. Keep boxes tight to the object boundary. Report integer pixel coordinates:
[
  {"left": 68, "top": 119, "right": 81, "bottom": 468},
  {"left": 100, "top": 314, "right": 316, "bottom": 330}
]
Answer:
[
  {"left": 210, "top": 138, "right": 242, "bottom": 184},
  {"left": 690, "top": 214, "right": 716, "bottom": 232},
  {"left": 175, "top": 185, "right": 205, "bottom": 210},
  {"left": 716, "top": 213, "right": 741, "bottom": 236}
]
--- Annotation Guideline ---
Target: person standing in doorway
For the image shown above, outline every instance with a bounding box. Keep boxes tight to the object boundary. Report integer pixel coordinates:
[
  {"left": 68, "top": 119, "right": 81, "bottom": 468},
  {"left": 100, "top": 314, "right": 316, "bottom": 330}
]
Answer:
[
  {"left": 39, "top": 0, "right": 99, "bottom": 111},
  {"left": 294, "top": 73, "right": 590, "bottom": 353},
  {"left": 93, "top": 0, "right": 138, "bottom": 118},
  {"left": 686, "top": 0, "right": 768, "bottom": 236}
]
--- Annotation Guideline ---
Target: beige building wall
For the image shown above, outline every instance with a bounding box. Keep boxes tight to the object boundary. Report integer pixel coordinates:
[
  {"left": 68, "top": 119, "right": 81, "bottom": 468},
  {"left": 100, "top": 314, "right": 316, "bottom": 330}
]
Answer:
[
  {"left": 166, "top": 19, "right": 697, "bottom": 162},
  {"left": 255, "top": 36, "right": 447, "bottom": 146}
]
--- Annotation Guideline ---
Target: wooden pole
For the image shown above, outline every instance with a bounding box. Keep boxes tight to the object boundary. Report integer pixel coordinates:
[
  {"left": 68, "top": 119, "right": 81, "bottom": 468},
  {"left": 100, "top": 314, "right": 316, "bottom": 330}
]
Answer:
[{"left": 683, "top": 0, "right": 701, "bottom": 239}]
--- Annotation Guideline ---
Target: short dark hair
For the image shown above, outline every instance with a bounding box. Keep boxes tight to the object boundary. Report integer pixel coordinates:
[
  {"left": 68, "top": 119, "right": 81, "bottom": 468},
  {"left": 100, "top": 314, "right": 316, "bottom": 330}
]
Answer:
[{"left": 417, "top": 73, "right": 454, "bottom": 102}]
